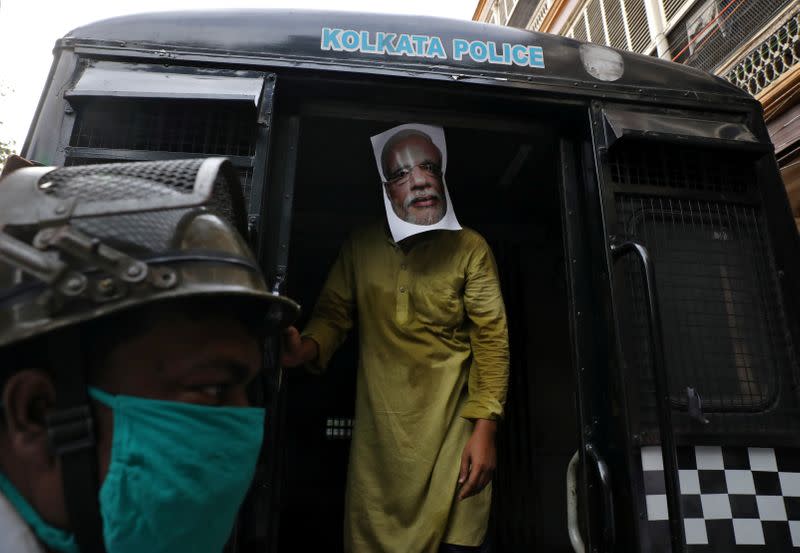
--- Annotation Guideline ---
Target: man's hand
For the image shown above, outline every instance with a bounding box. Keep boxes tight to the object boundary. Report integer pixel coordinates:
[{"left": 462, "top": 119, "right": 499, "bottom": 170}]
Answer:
[
  {"left": 279, "top": 326, "right": 319, "bottom": 367},
  {"left": 457, "top": 419, "right": 497, "bottom": 500}
]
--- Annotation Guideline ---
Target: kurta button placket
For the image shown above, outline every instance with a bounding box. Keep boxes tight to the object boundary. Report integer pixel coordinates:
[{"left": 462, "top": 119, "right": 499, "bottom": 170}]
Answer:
[{"left": 396, "top": 255, "right": 409, "bottom": 323}]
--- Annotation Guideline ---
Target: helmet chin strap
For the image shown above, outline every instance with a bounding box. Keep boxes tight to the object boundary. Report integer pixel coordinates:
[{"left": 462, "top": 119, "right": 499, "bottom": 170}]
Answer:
[{"left": 46, "top": 327, "right": 106, "bottom": 553}]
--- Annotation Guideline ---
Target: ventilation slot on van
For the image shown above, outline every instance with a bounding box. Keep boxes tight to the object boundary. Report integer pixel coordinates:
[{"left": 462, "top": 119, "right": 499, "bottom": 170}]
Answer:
[
  {"left": 66, "top": 99, "right": 260, "bottom": 202},
  {"left": 69, "top": 99, "right": 257, "bottom": 156},
  {"left": 608, "top": 141, "right": 753, "bottom": 194},
  {"left": 615, "top": 195, "right": 790, "bottom": 414}
]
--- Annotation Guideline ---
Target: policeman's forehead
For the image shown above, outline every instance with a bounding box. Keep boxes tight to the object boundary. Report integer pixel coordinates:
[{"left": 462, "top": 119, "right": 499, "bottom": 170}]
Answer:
[
  {"left": 383, "top": 135, "right": 442, "bottom": 172},
  {"left": 87, "top": 301, "right": 263, "bottom": 381},
  {"left": 89, "top": 311, "right": 261, "bottom": 397}
]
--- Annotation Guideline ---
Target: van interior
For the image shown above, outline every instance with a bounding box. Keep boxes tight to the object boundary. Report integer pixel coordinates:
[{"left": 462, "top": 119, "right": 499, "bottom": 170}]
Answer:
[{"left": 269, "top": 77, "right": 583, "bottom": 552}]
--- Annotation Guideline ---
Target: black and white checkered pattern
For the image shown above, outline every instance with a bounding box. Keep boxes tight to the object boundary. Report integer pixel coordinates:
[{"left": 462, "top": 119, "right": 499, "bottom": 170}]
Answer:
[{"left": 642, "top": 446, "right": 800, "bottom": 551}]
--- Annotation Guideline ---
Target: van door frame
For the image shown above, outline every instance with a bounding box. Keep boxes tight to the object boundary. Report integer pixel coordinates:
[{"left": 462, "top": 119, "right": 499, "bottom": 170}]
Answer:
[
  {"left": 259, "top": 77, "right": 597, "bottom": 551},
  {"left": 559, "top": 134, "right": 637, "bottom": 553}
]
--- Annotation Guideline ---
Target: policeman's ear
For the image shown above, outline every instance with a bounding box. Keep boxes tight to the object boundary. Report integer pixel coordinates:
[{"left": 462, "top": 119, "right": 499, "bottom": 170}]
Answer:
[{"left": 2, "top": 370, "right": 57, "bottom": 459}]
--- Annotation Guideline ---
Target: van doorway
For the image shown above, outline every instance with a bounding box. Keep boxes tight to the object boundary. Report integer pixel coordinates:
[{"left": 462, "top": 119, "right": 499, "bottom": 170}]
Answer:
[{"left": 275, "top": 90, "right": 583, "bottom": 552}]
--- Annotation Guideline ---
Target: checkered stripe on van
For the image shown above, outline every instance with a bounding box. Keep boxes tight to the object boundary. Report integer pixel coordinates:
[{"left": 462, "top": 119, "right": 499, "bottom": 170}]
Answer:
[{"left": 642, "top": 446, "right": 800, "bottom": 550}]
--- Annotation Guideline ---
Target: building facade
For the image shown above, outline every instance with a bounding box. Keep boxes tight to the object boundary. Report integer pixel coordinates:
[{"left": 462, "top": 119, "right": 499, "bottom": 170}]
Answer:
[{"left": 473, "top": 0, "right": 800, "bottom": 230}]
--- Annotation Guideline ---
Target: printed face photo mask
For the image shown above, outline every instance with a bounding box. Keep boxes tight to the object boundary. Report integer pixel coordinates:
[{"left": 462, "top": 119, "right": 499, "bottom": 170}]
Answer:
[{"left": 371, "top": 123, "right": 461, "bottom": 242}]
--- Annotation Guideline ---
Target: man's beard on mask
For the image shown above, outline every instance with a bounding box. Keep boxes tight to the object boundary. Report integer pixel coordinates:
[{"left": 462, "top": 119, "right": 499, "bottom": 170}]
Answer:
[{"left": 395, "top": 189, "right": 446, "bottom": 225}]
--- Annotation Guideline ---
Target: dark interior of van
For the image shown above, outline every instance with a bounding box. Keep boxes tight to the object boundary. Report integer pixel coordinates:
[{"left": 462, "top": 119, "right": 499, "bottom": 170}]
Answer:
[{"left": 271, "top": 79, "right": 582, "bottom": 552}]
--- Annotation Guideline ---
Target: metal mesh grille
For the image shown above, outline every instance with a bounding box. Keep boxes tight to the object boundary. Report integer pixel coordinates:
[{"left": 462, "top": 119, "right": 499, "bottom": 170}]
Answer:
[
  {"left": 725, "top": 8, "right": 800, "bottom": 96},
  {"left": 43, "top": 158, "right": 247, "bottom": 238},
  {"left": 669, "top": 0, "right": 794, "bottom": 73},
  {"left": 42, "top": 158, "right": 204, "bottom": 201},
  {"left": 70, "top": 98, "right": 258, "bottom": 156},
  {"left": 66, "top": 158, "right": 253, "bottom": 214},
  {"left": 616, "top": 195, "right": 788, "bottom": 413},
  {"left": 608, "top": 142, "right": 752, "bottom": 194},
  {"left": 74, "top": 210, "right": 189, "bottom": 254}
]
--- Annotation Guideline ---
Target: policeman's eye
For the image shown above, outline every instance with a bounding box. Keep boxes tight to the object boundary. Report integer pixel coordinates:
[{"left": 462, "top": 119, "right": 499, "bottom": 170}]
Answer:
[{"left": 200, "top": 384, "right": 226, "bottom": 400}]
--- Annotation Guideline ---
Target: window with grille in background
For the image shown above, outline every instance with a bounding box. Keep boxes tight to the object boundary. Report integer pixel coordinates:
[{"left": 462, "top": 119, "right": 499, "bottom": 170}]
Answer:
[
  {"left": 567, "top": 0, "right": 652, "bottom": 53},
  {"left": 668, "top": 0, "right": 793, "bottom": 72},
  {"left": 662, "top": 0, "right": 691, "bottom": 23},
  {"left": 604, "top": 0, "right": 630, "bottom": 50},
  {"left": 571, "top": 11, "right": 589, "bottom": 42}
]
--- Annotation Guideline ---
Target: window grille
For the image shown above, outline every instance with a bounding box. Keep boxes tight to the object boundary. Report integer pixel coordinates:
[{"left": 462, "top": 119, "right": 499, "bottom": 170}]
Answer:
[
  {"left": 67, "top": 97, "right": 261, "bottom": 204},
  {"left": 571, "top": 11, "right": 590, "bottom": 42},
  {"left": 70, "top": 99, "right": 257, "bottom": 157},
  {"left": 725, "top": 9, "right": 800, "bottom": 96},
  {"left": 503, "top": 0, "right": 517, "bottom": 24},
  {"left": 624, "top": 0, "right": 652, "bottom": 52},
  {"left": 616, "top": 195, "right": 787, "bottom": 413},
  {"left": 607, "top": 142, "right": 751, "bottom": 195},
  {"left": 527, "top": 0, "right": 553, "bottom": 31},
  {"left": 604, "top": 0, "right": 631, "bottom": 50},
  {"left": 662, "top": 0, "right": 691, "bottom": 23},
  {"left": 496, "top": 0, "right": 507, "bottom": 25},
  {"left": 669, "top": 0, "right": 793, "bottom": 73},
  {"left": 587, "top": 0, "right": 608, "bottom": 45},
  {"left": 608, "top": 143, "right": 795, "bottom": 423},
  {"left": 568, "top": 0, "right": 652, "bottom": 53}
]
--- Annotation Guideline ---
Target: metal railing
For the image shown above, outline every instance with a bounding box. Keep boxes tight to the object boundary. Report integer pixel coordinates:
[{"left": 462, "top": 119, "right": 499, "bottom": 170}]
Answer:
[{"left": 669, "top": 0, "right": 794, "bottom": 73}]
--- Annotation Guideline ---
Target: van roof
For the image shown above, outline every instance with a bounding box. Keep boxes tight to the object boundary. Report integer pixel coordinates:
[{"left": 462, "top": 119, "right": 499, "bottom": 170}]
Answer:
[{"left": 65, "top": 9, "right": 749, "bottom": 102}]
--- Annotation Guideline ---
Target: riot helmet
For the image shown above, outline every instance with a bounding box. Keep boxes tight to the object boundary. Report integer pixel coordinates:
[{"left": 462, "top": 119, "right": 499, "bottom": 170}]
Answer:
[{"left": 0, "top": 157, "right": 299, "bottom": 553}]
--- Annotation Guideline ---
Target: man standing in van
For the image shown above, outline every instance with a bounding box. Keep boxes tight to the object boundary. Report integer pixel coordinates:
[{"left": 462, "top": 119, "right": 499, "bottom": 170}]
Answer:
[{"left": 282, "top": 124, "right": 509, "bottom": 553}]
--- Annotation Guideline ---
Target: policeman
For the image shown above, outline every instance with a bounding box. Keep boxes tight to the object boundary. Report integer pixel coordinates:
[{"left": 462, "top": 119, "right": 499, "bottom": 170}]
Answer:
[{"left": 0, "top": 158, "right": 299, "bottom": 553}]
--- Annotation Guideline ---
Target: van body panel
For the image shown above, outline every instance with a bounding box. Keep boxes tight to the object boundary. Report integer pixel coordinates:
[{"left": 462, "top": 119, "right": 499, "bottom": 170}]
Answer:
[{"left": 61, "top": 10, "right": 747, "bottom": 102}]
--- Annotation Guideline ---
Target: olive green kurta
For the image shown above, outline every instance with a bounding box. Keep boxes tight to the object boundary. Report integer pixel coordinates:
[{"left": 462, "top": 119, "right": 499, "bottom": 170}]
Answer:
[{"left": 303, "top": 223, "right": 509, "bottom": 553}]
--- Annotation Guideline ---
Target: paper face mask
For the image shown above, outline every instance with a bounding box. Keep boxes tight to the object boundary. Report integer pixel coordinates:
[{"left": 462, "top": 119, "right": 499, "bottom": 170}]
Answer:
[{"left": 371, "top": 123, "right": 461, "bottom": 242}]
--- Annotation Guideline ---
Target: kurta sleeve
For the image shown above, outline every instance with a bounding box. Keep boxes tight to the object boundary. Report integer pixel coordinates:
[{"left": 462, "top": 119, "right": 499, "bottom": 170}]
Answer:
[
  {"left": 459, "top": 236, "right": 510, "bottom": 421},
  {"left": 302, "top": 237, "right": 356, "bottom": 372}
]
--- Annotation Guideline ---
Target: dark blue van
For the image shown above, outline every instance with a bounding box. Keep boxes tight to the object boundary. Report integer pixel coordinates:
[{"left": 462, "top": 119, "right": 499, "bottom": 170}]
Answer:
[{"left": 21, "top": 10, "right": 800, "bottom": 553}]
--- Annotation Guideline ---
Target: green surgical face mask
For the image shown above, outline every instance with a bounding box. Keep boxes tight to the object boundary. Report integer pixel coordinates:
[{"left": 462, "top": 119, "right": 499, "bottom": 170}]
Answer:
[
  {"left": 91, "top": 387, "right": 265, "bottom": 553},
  {"left": 0, "top": 388, "right": 265, "bottom": 553}
]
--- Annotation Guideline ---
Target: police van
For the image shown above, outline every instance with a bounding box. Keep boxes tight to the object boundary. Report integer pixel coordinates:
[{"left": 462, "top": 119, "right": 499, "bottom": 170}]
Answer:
[{"left": 20, "top": 9, "right": 800, "bottom": 553}]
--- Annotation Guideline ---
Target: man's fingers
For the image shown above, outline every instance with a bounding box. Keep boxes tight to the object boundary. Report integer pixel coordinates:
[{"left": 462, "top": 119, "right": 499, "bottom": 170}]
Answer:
[
  {"left": 477, "top": 470, "right": 492, "bottom": 492},
  {"left": 458, "top": 450, "right": 470, "bottom": 484},
  {"left": 280, "top": 327, "right": 302, "bottom": 366},
  {"left": 459, "top": 464, "right": 496, "bottom": 500},
  {"left": 458, "top": 466, "right": 482, "bottom": 500},
  {"left": 284, "top": 326, "right": 300, "bottom": 346}
]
